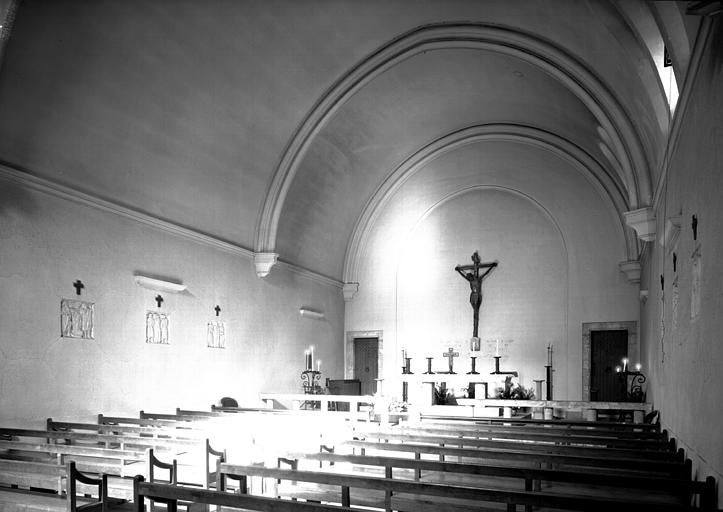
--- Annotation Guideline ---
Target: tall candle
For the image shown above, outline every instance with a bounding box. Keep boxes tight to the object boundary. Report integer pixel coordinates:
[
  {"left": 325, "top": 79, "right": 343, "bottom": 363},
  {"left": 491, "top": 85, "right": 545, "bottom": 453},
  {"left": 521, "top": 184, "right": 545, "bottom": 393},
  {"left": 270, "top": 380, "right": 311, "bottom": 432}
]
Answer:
[
  {"left": 305, "top": 349, "right": 312, "bottom": 370},
  {"left": 622, "top": 357, "right": 628, "bottom": 372},
  {"left": 495, "top": 339, "right": 500, "bottom": 356},
  {"left": 547, "top": 343, "right": 552, "bottom": 366},
  {"left": 310, "top": 345, "right": 315, "bottom": 369},
  {"left": 317, "top": 359, "right": 322, "bottom": 372}
]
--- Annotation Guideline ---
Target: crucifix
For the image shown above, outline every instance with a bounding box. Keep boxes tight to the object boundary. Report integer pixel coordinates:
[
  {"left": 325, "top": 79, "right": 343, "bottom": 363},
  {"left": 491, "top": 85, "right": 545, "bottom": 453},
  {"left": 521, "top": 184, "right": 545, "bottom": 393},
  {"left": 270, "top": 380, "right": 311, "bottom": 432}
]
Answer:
[
  {"left": 442, "top": 347, "right": 459, "bottom": 374},
  {"left": 73, "top": 280, "right": 84, "bottom": 296},
  {"left": 214, "top": 305, "right": 221, "bottom": 317},
  {"left": 455, "top": 251, "right": 497, "bottom": 338},
  {"left": 155, "top": 295, "right": 164, "bottom": 308}
]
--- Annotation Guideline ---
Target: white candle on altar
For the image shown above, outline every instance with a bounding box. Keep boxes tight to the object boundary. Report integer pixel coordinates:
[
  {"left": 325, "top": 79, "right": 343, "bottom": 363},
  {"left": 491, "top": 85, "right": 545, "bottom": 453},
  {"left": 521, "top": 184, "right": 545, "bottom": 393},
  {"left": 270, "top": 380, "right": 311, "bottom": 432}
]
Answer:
[
  {"left": 547, "top": 343, "right": 552, "bottom": 365},
  {"left": 310, "top": 345, "right": 315, "bottom": 369},
  {"left": 317, "top": 359, "right": 322, "bottom": 372},
  {"left": 305, "top": 349, "right": 312, "bottom": 370},
  {"left": 622, "top": 357, "right": 628, "bottom": 372}
]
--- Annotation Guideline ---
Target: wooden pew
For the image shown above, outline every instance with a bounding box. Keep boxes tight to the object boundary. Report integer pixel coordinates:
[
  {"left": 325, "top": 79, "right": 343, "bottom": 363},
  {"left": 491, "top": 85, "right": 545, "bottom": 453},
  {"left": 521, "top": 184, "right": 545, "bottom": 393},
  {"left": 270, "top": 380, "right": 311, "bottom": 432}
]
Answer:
[
  {"left": 0, "top": 427, "right": 199, "bottom": 460},
  {"left": 45, "top": 424, "right": 227, "bottom": 489},
  {"left": 218, "top": 462, "right": 709, "bottom": 512},
  {"left": 415, "top": 416, "right": 665, "bottom": 439},
  {"left": 356, "top": 424, "right": 673, "bottom": 452},
  {"left": 288, "top": 450, "right": 717, "bottom": 508},
  {"left": 134, "top": 477, "right": 359, "bottom": 512},
  {"left": 49, "top": 418, "right": 206, "bottom": 440},
  {"left": 0, "top": 460, "right": 116, "bottom": 511},
  {"left": 99, "top": 414, "right": 205, "bottom": 430},
  {"left": 353, "top": 428, "right": 679, "bottom": 462},
  {"left": 420, "top": 413, "right": 662, "bottom": 432},
  {"left": 343, "top": 439, "right": 690, "bottom": 477},
  {"left": 0, "top": 437, "right": 187, "bottom": 502}
]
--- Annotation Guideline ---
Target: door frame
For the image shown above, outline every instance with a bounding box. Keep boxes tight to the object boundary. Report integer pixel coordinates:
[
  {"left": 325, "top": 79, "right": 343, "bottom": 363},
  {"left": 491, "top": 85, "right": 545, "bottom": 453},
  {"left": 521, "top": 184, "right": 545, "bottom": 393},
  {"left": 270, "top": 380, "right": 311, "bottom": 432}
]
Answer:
[
  {"left": 345, "top": 330, "right": 384, "bottom": 384},
  {"left": 581, "top": 321, "right": 637, "bottom": 401}
]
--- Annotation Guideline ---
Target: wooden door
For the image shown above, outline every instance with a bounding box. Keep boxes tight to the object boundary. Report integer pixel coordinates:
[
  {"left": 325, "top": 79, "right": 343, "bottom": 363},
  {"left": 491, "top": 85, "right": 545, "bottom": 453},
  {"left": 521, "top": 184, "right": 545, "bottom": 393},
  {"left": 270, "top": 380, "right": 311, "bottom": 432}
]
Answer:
[
  {"left": 590, "top": 330, "right": 627, "bottom": 401},
  {"left": 353, "top": 337, "right": 379, "bottom": 396}
]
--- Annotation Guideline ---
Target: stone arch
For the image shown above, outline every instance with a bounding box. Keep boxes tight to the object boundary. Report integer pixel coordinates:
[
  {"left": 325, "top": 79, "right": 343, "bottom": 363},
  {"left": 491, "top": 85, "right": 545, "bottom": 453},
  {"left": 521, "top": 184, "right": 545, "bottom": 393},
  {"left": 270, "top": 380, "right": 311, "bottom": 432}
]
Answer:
[
  {"left": 342, "top": 124, "right": 637, "bottom": 285},
  {"left": 255, "top": 22, "right": 652, "bottom": 256}
]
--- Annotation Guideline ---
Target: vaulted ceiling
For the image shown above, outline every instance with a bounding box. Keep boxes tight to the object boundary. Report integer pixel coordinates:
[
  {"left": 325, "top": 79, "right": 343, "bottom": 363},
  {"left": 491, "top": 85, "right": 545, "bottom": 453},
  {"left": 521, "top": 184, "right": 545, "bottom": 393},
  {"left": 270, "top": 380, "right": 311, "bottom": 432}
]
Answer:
[{"left": 0, "top": 1, "right": 699, "bottom": 282}]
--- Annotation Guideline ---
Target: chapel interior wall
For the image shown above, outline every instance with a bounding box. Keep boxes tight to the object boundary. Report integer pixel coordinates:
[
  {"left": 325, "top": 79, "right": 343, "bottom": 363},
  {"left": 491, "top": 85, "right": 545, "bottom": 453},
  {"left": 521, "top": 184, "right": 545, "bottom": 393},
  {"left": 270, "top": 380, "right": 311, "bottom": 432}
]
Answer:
[
  {"left": 0, "top": 185, "right": 345, "bottom": 425},
  {"left": 345, "top": 141, "right": 639, "bottom": 402},
  {"left": 640, "top": 18, "right": 723, "bottom": 500}
]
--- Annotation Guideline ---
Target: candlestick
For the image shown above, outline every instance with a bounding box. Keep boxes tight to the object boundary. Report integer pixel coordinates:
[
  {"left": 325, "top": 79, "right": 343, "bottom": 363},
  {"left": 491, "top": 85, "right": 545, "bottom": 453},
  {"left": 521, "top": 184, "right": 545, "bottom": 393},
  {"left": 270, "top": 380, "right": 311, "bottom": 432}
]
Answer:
[
  {"left": 466, "top": 356, "right": 479, "bottom": 375},
  {"left": 424, "top": 357, "right": 435, "bottom": 374}
]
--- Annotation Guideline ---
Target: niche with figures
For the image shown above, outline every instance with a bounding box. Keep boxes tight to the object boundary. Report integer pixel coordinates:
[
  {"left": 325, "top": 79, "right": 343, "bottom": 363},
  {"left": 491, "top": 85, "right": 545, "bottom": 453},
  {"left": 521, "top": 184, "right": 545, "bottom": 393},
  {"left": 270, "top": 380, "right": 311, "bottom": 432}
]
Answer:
[
  {"left": 207, "top": 321, "right": 226, "bottom": 349},
  {"left": 60, "top": 299, "right": 95, "bottom": 340},
  {"left": 146, "top": 311, "right": 170, "bottom": 344}
]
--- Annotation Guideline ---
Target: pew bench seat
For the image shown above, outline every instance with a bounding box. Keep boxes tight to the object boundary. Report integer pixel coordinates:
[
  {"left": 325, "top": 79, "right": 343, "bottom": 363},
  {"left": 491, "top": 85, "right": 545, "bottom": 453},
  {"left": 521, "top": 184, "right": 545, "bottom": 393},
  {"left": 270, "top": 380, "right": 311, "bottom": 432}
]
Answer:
[{"left": 0, "top": 460, "right": 133, "bottom": 512}]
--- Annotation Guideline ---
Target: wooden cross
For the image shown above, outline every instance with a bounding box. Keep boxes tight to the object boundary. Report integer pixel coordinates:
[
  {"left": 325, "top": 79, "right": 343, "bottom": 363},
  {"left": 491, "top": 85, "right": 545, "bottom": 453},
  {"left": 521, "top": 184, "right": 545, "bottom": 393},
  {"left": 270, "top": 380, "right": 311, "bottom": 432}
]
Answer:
[
  {"left": 214, "top": 305, "right": 221, "bottom": 317},
  {"left": 443, "top": 347, "right": 459, "bottom": 374},
  {"left": 155, "top": 295, "right": 164, "bottom": 308},
  {"left": 73, "top": 280, "right": 84, "bottom": 296},
  {"left": 692, "top": 214, "right": 698, "bottom": 240}
]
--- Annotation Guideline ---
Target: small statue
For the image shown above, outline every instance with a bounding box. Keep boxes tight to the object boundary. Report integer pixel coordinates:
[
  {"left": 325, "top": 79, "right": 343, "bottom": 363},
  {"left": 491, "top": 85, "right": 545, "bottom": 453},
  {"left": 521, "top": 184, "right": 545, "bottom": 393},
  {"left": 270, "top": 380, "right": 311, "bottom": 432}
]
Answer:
[{"left": 504, "top": 376, "right": 514, "bottom": 397}]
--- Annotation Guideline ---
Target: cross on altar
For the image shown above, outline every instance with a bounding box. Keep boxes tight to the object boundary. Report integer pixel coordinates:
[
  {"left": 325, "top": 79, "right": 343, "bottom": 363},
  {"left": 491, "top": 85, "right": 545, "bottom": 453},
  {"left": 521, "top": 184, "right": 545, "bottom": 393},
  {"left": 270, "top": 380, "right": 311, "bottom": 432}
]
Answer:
[{"left": 443, "top": 347, "right": 459, "bottom": 374}]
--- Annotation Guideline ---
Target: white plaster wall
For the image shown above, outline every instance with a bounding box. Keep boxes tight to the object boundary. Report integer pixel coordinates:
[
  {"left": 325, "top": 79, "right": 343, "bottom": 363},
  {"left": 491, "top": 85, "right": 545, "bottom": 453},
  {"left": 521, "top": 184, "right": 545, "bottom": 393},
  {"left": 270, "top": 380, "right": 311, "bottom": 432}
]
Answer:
[
  {"left": 345, "top": 140, "right": 639, "bottom": 402},
  {"left": 0, "top": 183, "right": 344, "bottom": 425},
  {"left": 395, "top": 188, "right": 566, "bottom": 398},
  {"left": 640, "top": 19, "right": 723, "bottom": 500}
]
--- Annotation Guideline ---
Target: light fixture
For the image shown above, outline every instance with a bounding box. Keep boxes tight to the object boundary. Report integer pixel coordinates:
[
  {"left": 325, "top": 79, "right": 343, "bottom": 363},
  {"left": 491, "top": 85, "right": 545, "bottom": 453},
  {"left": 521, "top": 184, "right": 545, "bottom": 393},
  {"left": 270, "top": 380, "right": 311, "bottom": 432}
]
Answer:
[
  {"left": 299, "top": 308, "right": 324, "bottom": 320},
  {"left": 133, "top": 274, "right": 187, "bottom": 293}
]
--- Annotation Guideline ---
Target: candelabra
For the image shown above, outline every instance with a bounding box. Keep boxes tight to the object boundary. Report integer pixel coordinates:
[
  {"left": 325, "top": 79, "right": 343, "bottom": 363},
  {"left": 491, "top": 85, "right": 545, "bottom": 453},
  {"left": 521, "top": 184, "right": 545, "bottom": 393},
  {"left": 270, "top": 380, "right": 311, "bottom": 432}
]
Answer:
[
  {"left": 301, "top": 370, "right": 323, "bottom": 394},
  {"left": 616, "top": 359, "right": 646, "bottom": 402},
  {"left": 615, "top": 357, "right": 647, "bottom": 402}
]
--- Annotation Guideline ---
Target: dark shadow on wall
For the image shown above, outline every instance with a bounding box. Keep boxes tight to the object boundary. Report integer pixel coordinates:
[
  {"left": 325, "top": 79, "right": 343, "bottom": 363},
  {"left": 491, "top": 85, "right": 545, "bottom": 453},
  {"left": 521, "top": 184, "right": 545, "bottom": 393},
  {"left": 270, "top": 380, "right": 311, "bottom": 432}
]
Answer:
[
  {"left": 706, "top": 16, "right": 723, "bottom": 78},
  {"left": 0, "top": 175, "right": 39, "bottom": 218}
]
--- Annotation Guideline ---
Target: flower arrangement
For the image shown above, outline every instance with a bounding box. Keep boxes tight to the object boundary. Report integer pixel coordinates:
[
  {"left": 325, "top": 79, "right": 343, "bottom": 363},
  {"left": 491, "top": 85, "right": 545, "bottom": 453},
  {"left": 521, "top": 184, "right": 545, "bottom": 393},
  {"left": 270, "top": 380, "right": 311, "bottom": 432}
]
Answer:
[
  {"left": 388, "top": 399, "right": 409, "bottom": 412},
  {"left": 494, "top": 376, "right": 535, "bottom": 400}
]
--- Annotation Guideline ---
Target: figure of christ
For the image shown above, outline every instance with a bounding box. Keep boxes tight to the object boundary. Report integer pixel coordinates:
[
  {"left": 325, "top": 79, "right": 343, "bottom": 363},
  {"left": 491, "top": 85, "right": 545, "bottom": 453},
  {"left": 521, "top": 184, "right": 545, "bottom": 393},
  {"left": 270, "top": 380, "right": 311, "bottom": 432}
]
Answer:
[{"left": 455, "top": 251, "right": 498, "bottom": 338}]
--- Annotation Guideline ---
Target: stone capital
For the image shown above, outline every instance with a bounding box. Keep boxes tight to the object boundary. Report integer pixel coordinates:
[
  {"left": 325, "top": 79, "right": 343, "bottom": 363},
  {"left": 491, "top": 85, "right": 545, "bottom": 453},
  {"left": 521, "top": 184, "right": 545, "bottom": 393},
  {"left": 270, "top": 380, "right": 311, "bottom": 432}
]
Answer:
[
  {"left": 624, "top": 207, "right": 656, "bottom": 242},
  {"left": 618, "top": 260, "right": 641, "bottom": 284},
  {"left": 342, "top": 282, "right": 359, "bottom": 301},
  {"left": 253, "top": 252, "right": 278, "bottom": 278}
]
